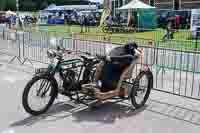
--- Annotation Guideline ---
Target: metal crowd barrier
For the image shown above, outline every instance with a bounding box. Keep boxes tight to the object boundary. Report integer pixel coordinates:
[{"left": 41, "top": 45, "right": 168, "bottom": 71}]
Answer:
[
  {"left": 151, "top": 47, "right": 200, "bottom": 100},
  {"left": 0, "top": 28, "right": 200, "bottom": 101},
  {"left": 0, "top": 29, "right": 22, "bottom": 63}
]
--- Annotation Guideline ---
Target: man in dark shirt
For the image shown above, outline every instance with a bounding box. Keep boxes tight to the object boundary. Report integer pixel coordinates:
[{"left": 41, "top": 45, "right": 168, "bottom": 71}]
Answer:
[{"left": 97, "top": 42, "right": 142, "bottom": 92}]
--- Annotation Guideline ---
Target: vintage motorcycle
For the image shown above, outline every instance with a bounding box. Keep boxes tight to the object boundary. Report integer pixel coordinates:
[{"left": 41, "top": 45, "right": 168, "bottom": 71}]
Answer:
[{"left": 22, "top": 46, "right": 153, "bottom": 116}]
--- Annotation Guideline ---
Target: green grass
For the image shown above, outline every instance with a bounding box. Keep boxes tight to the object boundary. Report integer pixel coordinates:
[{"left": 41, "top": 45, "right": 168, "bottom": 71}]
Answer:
[
  {"left": 157, "top": 40, "right": 200, "bottom": 51},
  {"left": 31, "top": 25, "right": 192, "bottom": 39},
  {"left": 28, "top": 25, "right": 200, "bottom": 51}
]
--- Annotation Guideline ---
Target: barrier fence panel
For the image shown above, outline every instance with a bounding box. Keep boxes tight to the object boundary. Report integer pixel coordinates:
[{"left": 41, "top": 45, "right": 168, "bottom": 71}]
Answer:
[
  {"left": 1, "top": 26, "right": 200, "bottom": 101},
  {"left": 22, "top": 31, "right": 72, "bottom": 64},
  {"left": 22, "top": 31, "right": 50, "bottom": 64},
  {"left": 156, "top": 48, "right": 200, "bottom": 73},
  {"left": 122, "top": 45, "right": 200, "bottom": 100},
  {"left": 0, "top": 29, "right": 22, "bottom": 63},
  {"left": 153, "top": 48, "right": 200, "bottom": 100},
  {"left": 73, "top": 39, "right": 106, "bottom": 56}
]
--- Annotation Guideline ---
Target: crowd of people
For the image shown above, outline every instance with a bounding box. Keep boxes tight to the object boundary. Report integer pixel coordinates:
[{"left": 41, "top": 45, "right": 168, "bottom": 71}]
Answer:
[
  {"left": 0, "top": 12, "right": 38, "bottom": 30},
  {"left": 0, "top": 9, "right": 192, "bottom": 40}
]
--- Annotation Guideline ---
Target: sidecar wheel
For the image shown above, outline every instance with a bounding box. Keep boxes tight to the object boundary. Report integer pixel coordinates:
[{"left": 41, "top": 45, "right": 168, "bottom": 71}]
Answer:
[{"left": 130, "top": 70, "right": 153, "bottom": 109}]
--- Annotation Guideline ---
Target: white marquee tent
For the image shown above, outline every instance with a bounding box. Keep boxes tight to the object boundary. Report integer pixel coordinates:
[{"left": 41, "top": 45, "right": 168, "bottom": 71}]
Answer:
[
  {"left": 118, "top": 0, "right": 156, "bottom": 29},
  {"left": 118, "top": 0, "right": 155, "bottom": 10}
]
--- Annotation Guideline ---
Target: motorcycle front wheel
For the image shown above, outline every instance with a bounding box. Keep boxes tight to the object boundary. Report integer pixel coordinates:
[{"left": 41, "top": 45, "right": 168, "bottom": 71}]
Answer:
[{"left": 22, "top": 75, "right": 57, "bottom": 116}]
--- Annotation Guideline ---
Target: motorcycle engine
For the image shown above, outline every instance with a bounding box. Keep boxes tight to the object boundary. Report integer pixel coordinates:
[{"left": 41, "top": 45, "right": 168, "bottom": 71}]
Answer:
[{"left": 63, "top": 70, "right": 81, "bottom": 91}]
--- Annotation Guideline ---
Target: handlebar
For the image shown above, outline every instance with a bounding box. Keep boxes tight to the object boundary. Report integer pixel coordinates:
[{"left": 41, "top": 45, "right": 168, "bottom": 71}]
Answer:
[
  {"left": 64, "top": 49, "right": 91, "bottom": 56},
  {"left": 51, "top": 48, "right": 105, "bottom": 64},
  {"left": 62, "top": 49, "right": 103, "bottom": 64},
  {"left": 95, "top": 54, "right": 107, "bottom": 62}
]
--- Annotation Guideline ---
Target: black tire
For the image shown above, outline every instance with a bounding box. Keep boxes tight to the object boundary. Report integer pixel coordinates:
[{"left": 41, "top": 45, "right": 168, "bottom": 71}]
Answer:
[
  {"left": 22, "top": 75, "right": 57, "bottom": 116},
  {"left": 130, "top": 70, "right": 153, "bottom": 109}
]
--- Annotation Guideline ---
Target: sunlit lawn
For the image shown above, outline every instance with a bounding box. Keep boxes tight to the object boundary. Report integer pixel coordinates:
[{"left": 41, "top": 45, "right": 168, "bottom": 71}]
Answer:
[{"left": 30, "top": 24, "right": 199, "bottom": 51}]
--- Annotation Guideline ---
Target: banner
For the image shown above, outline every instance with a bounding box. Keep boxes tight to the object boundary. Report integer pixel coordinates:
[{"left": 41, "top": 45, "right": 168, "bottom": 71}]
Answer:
[
  {"left": 191, "top": 9, "right": 200, "bottom": 38},
  {"left": 99, "top": 7, "right": 111, "bottom": 27}
]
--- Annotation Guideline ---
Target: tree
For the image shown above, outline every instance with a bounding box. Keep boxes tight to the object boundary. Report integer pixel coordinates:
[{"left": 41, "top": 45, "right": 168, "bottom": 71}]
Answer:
[
  {"left": 0, "top": 0, "right": 7, "bottom": 11},
  {"left": 6, "top": 0, "right": 16, "bottom": 10},
  {"left": 0, "top": 0, "right": 92, "bottom": 11},
  {"left": 20, "top": 0, "right": 36, "bottom": 11},
  {"left": 40, "top": 1, "right": 48, "bottom": 10}
]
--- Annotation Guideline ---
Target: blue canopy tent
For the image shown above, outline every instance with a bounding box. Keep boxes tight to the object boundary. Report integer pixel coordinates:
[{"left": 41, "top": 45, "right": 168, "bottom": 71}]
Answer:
[
  {"left": 44, "top": 4, "right": 65, "bottom": 13},
  {"left": 41, "top": 3, "right": 99, "bottom": 25},
  {"left": 43, "top": 4, "right": 65, "bottom": 24}
]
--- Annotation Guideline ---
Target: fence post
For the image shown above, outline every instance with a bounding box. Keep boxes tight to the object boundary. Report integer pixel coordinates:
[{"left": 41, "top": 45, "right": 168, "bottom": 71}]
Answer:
[
  {"left": 155, "top": 40, "right": 159, "bottom": 65},
  {"left": 195, "top": 30, "right": 199, "bottom": 51},
  {"left": 72, "top": 32, "right": 80, "bottom": 51},
  {"left": 17, "top": 30, "right": 21, "bottom": 59},
  {"left": 22, "top": 31, "right": 25, "bottom": 58},
  {"left": 2, "top": 27, "right": 5, "bottom": 40},
  {"left": 9, "top": 29, "right": 22, "bottom": 64},
  {"left": 72, "top": 32, "right": 75, "bottom": 51}
]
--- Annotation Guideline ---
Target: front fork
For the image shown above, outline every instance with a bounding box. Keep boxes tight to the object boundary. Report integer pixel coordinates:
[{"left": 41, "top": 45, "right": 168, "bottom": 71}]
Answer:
[
  {"left": 36, "top": 80, "right": 51, "bottom": 97},
  {"left": 35, "top": 64, "right": 58, "bottom": 98}
]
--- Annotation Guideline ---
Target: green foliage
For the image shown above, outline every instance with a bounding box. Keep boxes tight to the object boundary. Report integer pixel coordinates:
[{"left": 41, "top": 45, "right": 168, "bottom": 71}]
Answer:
[
  {"left": 0, "top": 0, "right": 7, "bottom": 11},
  {"left": 6, "top": 0, "right": 16, "bottom": 10},
  {"left": 0, "top": 0, "right": 16, "bottom": 11},
  {"left": 0, "top": 0, "right": 93, "bottom": 11}
]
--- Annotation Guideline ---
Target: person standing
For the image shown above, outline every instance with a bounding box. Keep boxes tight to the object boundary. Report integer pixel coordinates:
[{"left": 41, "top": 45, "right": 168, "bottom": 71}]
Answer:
[
  {"left": 127, "top": 15, "right": 134, "bottom": 32},
  {"left": 85, "top": 15, "right": 90, "bottom": 32},
  {"left": 175, "top": 15, "right": 180, "bottom": 30},
  {"left": 80, "top": 15, "right": 85, "bottom": 33},
  {"left": 7, "top": 15, "right": 12, "bottom": 29},
  {"left": 162, "top": 19, "right": 174, "bottom": 40}
]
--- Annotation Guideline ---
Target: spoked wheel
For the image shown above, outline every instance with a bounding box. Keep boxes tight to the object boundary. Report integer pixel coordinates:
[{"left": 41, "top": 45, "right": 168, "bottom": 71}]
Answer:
[
  {"left": 130, "top": 70, "right": 153, "bottom": 109},
  {"left": 22, "top": 76, "right": 57, "bottom": 116}
]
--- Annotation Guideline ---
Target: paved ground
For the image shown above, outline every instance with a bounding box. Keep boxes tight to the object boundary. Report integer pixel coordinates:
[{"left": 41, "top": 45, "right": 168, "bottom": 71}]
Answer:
[{"left": 1, "top": 55, "right": 200, "bottom": 133}]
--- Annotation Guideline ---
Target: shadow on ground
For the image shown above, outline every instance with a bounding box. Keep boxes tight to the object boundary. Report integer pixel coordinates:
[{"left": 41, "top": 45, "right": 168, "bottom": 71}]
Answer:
[
  {"left": 10, "top": 102, "right": 75, "bottom": 127},
  {"left": 71, "top": 102, "right": 146, "bottom": 124},
  {"left": 9, "top": 98, "right": 200, "bottom": 128},
  {"left": 10, "top": 101, "right": 146, "bottom": 127}
]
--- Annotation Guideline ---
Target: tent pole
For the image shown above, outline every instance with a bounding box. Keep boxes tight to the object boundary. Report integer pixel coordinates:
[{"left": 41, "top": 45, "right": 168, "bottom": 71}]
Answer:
[
  {"left": 114, "top": 0, "right": 116, "bottom": 16},
  {"left": 137, "top": 8, "right": 139, "bottom": 31},
  {"left": 109, "top": 0, "right": 112, "bottom": 12}
]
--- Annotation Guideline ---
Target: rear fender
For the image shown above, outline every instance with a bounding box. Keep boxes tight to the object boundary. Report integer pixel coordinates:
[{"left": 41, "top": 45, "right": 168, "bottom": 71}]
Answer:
[{"left": 140, "top": 66, "right": 153, "bottom": 89}]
